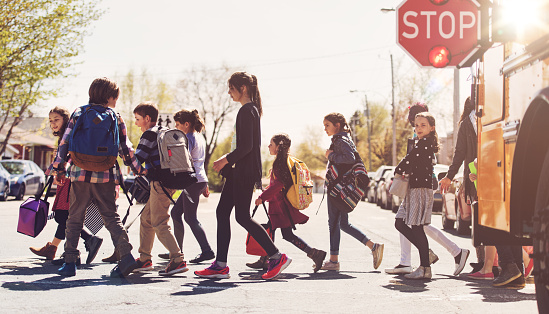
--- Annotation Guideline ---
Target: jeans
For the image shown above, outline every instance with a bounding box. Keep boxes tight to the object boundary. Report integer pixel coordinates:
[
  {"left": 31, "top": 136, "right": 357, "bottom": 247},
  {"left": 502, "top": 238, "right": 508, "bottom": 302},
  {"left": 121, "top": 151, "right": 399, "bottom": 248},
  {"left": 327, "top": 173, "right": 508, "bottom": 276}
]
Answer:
[
  {"left": 64, "top": 181, "right": 131, "bottom": 263},
  {"left": 171, "top": 182, "right": 212, "bottom": 254},
  {"left": 327, "top": 196, "right": 369, "bottom": 255}
]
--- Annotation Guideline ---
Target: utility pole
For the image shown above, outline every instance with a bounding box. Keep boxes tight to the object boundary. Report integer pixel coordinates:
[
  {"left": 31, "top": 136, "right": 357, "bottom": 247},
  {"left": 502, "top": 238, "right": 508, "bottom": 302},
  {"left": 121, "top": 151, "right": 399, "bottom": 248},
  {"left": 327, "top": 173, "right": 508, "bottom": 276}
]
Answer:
[
  {"left": 391, "top": 54, "right": 397, "bottom": 166},
  {"left": 364, "top": 94, "right": 372, "bottom": 172}
]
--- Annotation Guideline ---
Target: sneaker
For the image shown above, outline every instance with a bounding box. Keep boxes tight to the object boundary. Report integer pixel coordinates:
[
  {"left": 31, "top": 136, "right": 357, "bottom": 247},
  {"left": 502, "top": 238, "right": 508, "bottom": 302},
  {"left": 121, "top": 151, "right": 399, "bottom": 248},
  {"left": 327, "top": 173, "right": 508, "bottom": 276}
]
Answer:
[
  {"left": 429, "top": 249, "right": 439, "bottom": 265},
  {"left": 467, "top": 271, "right": 494, "bottom": 280},
  {"left": 453, "top": 249, "right": 470, "bottom": 276},
  {"left": 372, "top": 243, "right": 384, "bottom": 270},
  {"left": 385, "top": 264, "right": 412, "bottom": 274},
  {"left": 404, "top": 266, "right": 431, "bottom": 280},
  {"left": 505, "top": 273, "right": 526, "bottom": 289},
  {"left": 321, "top": 260, "right": 340, "bottom": 271},
  {"left": 58, "top": 262, "right": 76, "bottom": 277},
  {"left": 158, "top": 253, "right": 170, "bottom": 260},
  {"left": 84, "top": 236, "right": 103, "bottom": 264},
  {"left": 159, "top": 260, "right": 189, "bottom": 276},
  {"left": 262, "top": 254, "right": 292, "bottom": 280},
  {"left": 195, "top": 262, "right": 230, "bottom": 279},
  {"left": 30, "top": 242, "right": 57, "bottom": 260},
  {"left": 132, "top": 258, "right": 153, "bottom": 272},
  {"left": 189, "top": 251, "right": 215, "bottom": 264},
  {"left": 525, "top": 258, "right": 534, "bottom": 278},
  {"left": 493, "top": 263, "right": 522, "bottom": 287}
]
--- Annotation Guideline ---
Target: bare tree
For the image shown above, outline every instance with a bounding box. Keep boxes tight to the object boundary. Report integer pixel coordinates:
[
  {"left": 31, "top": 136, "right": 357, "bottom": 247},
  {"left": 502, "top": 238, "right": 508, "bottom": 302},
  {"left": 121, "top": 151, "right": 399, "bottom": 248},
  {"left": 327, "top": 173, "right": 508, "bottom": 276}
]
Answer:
[{"left": 175, "top": 64, "right": 239, "bottom": 171}]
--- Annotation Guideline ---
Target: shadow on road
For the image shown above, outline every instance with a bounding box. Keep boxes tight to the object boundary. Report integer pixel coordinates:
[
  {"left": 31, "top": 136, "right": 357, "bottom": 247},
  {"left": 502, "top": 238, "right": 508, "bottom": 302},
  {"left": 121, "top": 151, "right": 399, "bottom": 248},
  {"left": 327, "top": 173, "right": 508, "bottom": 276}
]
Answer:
[
  {"left": 172, "top": 280, "right": 239, "bottom": 296},
  {"left": 382, "top": 277, "right": 429, "bottom": 293},
  {"left": 0, "top": 261, "right": 169, "bottom": 290}
]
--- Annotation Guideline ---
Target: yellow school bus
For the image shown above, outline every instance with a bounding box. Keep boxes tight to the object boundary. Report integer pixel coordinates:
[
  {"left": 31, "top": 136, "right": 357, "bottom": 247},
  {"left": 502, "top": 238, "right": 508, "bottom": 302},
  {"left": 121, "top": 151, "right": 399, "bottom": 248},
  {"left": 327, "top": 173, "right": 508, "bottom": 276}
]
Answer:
[{"left": 471, "top": 1, "right": 549, "bottom": 310}]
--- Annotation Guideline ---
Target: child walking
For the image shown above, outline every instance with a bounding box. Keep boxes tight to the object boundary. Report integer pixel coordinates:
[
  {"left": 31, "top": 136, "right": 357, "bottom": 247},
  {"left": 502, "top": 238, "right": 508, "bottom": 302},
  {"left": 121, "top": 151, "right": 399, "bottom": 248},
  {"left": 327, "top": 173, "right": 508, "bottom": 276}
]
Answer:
[
  {"left": 50, "top": 77, "right": 144, "bottom": 278},
  {"left": 323, "top": 112, "right": 384, "bottom": 271},
  {"left": 34, "top": 107, "right": 103, "bottom": 264},
  {"left": 132, "top": 102, "right": 188, "bottom": 276},
  {"left": 195, "top": 72, "right": 291, "bottom": 280},
  {"left": 157, "top": 109, "right": 215, "bottom": 264},
  {"left": 252, "top": 133, "right": 327, "bottom": 272},
  {"left": 394, "top": 111, "right": 439, "bottom": 280}
]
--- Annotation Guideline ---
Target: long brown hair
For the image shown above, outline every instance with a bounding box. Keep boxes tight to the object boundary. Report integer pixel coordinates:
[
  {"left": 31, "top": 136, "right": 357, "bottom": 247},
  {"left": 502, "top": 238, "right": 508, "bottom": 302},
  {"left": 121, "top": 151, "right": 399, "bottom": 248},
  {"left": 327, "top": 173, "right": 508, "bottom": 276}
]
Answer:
[
  {"left": 228, "top": 72, "right": 262, "bottom": 117},
  {"left": 271, "top": 133, "right": 293, "bottom": 189},
  {"left": 174, "top": 109, "right": 205, "bottom": 132},
  {"left": 415, "top": 112, "right": 439, "bottom": 153},
  {"left": 324, "top": 112, "right": 352, "bottom": 135},
  {"left": 49, "top": 106, "right": 70, "bottom": 138},
  {"left": 459, "top": 96, "right": 475, "bottom": 123}
]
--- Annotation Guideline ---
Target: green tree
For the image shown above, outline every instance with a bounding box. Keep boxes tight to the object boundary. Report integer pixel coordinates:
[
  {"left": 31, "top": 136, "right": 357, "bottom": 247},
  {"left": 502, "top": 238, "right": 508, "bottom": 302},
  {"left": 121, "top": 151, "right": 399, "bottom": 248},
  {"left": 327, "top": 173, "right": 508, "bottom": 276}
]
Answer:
[
  {"left": 0, "top": 0, "right": 102, "bottom": 155},
  {"left": 293, "top": 127, "right": 327, "bottom": 171}
]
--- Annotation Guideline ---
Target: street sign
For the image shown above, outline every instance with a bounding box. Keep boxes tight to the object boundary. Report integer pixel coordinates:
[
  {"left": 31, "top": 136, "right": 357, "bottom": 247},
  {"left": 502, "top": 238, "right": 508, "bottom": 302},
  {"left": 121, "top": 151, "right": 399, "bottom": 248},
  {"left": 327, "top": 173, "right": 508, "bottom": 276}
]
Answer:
[{"left": 396, "top": 0, "right": 480, "bottom": 68}]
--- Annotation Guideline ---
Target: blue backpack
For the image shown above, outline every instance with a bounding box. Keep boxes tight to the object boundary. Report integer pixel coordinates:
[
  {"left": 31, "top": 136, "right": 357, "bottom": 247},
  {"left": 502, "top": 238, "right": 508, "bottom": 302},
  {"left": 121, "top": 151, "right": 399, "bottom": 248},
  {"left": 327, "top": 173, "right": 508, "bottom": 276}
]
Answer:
[{"left": 68, "top": 104, "right": 119, "bottom": 172}]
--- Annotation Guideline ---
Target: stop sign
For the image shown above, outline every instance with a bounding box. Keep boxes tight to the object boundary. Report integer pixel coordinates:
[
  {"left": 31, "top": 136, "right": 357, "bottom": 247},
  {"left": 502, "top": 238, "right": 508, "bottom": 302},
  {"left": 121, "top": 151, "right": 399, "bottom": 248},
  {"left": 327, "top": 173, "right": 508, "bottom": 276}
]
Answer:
[{"left": 397, "top": 0, "right": 480, "bottom": 67}]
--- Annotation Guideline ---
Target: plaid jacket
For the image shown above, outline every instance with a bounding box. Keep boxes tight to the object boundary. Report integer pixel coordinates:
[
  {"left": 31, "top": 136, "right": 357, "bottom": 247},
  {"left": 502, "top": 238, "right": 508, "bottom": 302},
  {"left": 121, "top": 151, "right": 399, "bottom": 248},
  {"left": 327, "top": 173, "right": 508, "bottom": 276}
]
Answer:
[{"left": 46, "top": 105, "right": 143, "bottom": 183}]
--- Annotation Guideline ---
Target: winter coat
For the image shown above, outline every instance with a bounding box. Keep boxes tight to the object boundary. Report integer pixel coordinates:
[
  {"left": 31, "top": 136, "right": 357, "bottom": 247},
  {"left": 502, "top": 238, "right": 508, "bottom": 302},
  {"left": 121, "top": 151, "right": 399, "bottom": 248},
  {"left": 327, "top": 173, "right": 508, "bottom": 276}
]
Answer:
[
  {"left": 259, "top": 173, "right": 309, "bottom": 229},
  {"left": 395, "top": 136, "right": 436, "bottom": 189}
]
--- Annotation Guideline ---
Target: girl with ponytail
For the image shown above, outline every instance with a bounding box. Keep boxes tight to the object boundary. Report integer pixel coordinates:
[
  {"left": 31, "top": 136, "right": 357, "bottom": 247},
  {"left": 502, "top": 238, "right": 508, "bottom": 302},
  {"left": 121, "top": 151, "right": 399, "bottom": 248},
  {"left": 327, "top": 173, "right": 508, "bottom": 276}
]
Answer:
[
  {"left": 248, "top": 133, "right": 326, "bottom": 272},
  {"left": 195, "top": 72, "right": 292, "bottom": 280},
  {"left": 159, "top": 109, "right": 215, "bottom": 264}
]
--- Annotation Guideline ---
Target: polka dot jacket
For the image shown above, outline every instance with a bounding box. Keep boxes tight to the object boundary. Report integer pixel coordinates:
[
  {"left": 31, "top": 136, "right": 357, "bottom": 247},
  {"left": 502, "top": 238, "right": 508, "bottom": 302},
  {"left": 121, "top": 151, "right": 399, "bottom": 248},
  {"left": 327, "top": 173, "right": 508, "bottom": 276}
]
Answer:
[{"left": 394, "top": 136, "right": 436, "bottom": 189}]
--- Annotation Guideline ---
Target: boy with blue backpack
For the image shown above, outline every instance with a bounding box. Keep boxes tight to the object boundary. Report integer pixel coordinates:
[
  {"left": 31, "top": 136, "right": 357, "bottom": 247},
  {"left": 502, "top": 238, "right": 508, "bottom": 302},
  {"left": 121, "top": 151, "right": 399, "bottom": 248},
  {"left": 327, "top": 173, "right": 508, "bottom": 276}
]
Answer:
[
  {"left": 132, "top": 102, "right": 195, "bottom": 276},
  {"left": 50, "top": 77, "right": 145, "bottom": 278}
]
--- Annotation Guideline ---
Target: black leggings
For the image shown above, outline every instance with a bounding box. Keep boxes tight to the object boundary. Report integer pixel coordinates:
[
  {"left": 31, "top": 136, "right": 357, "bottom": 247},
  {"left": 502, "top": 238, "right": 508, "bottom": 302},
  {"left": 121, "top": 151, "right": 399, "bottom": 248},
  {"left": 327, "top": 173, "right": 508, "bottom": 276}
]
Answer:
[
  {"left": 216, "top": 171, "right": 278, "bottom": 263},
  {"left": 395, "top": 218, "right": 430, "bottom": 267},
  {"left": 279, "top": 227, "right": 312, "bottom": 254},
  {"left": 53, "top": 210, "right": 92, "bottom": 241}
]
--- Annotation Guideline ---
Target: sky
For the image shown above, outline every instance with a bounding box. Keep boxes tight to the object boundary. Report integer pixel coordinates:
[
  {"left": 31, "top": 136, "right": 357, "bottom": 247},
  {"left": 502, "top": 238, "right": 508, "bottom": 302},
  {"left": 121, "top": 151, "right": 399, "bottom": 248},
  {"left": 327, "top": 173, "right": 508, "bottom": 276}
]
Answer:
[{"left": 41, "top": 0, "right": 472, "bottom": 148}]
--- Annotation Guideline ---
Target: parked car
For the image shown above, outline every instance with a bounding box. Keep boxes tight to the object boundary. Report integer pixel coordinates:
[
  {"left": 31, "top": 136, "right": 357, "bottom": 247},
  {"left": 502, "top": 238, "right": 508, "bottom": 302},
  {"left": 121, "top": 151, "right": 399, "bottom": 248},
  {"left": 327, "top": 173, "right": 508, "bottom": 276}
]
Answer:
[
  {"left": 432, "top": 164, "right": 449, "bottom": 213},
  {"left": 374, "top": 166, "right": 395, "bottom": 207},
  {"left": 367, "top": 165, "right": 393, "bottom": 204},
  {"left": 381, "top": 171, "right": 402, "bottom": 213},
  {"left": 441, "top": 164, "right": 472, "bottom": 234},
  {"left": 0, "top": 163, "right": 10, "bottom": 201},
  {"left": 0, "top": 160, "right": 45, "bottom": 200}
]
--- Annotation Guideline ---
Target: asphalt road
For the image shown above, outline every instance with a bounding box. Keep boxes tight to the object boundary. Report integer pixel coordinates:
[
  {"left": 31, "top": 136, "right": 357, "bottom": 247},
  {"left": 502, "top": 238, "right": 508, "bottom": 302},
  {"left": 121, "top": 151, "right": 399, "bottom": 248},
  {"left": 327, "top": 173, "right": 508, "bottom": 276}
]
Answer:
[{"left": 0, "top": 192, "right": 538, "bottom": 313}]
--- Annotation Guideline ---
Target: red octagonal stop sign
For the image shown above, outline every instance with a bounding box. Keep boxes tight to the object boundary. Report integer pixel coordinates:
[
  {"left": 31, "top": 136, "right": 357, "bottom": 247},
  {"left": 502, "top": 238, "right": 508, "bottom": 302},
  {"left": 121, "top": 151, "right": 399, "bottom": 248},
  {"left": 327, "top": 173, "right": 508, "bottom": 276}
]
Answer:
[{"left": 397, "top": 0, "right": 480, "bottom": 67}]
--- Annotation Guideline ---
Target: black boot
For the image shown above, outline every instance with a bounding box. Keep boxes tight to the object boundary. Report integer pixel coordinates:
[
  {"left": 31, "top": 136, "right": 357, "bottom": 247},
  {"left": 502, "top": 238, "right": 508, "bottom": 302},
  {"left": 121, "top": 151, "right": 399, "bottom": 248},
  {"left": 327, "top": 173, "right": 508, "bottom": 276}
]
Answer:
[{"left": 493, "top": 263, "right": 522, "bottom": 287}]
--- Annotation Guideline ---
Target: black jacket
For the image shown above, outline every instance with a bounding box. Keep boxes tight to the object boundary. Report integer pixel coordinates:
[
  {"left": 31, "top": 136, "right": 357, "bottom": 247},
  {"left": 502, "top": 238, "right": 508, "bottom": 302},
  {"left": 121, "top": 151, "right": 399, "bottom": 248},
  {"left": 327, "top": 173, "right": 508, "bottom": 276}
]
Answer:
[
  {"left": 226, "top": 102, "right": 262, "bottom": 187},
  {"left": 395, "top": 136, "right": 436, "bottom": 189},
  {"left": 446, "top": 117, "right": 477, "bottom": 199}
]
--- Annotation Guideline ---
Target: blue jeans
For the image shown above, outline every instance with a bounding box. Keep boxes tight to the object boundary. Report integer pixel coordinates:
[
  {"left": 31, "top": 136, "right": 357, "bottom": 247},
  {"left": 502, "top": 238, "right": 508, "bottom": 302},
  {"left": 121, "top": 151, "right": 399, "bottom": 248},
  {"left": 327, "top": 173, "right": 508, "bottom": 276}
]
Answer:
[{"left": 327, "top": 196, "right": 370, "bottom": 255}]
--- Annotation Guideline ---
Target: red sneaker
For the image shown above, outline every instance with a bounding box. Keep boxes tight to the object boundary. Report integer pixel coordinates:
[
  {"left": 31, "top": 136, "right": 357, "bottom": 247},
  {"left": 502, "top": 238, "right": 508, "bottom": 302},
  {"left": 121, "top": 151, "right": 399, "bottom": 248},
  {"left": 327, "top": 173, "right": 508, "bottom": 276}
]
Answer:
[
  {"left": 467, "top": 271, "right": 494, "bottom": 280},
  {"left": 525, "top": 258, "right": 534, "bottom": 278},
  {"left": 194, "top": 262, "right": 230, "bottom": 279},
  {"left": 262, "top": 254, "right": 292, "bottom": 280},
  {"left": 159, "top": 259, "right": 188, "bottom": 276},
  {"left": 132, "top": 258, "right": 153, "bottom": 272}
]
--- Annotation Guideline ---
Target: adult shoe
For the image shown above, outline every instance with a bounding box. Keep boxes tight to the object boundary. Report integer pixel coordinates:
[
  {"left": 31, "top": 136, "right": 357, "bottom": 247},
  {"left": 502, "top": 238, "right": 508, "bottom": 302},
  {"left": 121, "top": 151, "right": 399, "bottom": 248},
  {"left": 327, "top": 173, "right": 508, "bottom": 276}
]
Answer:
[
  {"left": 30, "top": 242, "right": 57, "bottom": 260},
  {"left": 102, "top": 249, "right": 119, "bottom": 263},
  {"left": 385, "top": 264, "right": 412, "bottom": 275},
  {"left": 195, "top": 261, "right": 230, "bottom": 279},
  {"left": 262, "top": 254, "right": 292, "bottom": 280},
  {"left": 453, "top": 248, "right": 470, "bottom": 276},
  {"left": 159, "top": 259, "right": 189, "bottom": 276},
  {"left": 404, "top": 266, "right": 432, "bottom": 280},
  {"left": 58, "top": 262, "right": 76, "bottom": 277},
  {"left": 110, "top": 253, "right": 138, "bottom": 278},
  {"left": 52, "top": 256, "right": 81, "bottom": 266},
  {"left": 493, "top": 263, "right": 522, "bottom": 287},
  {"left": 189, "top": 251, "right": 215, "bottom": 264}
]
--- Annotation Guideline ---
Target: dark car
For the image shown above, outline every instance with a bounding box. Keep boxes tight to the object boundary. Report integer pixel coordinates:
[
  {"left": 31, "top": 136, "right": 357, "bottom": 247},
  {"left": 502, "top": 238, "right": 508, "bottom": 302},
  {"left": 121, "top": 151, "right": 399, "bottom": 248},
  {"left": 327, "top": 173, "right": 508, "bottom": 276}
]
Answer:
[
  {"left": 0, "top": 163, "right": 10, "bottom": 201},
  {"left": 441, "top": 164, "right": 472, "bottom": 234},
  {"left": 0, "top": 160, "right": 45, "bottom": 200}
]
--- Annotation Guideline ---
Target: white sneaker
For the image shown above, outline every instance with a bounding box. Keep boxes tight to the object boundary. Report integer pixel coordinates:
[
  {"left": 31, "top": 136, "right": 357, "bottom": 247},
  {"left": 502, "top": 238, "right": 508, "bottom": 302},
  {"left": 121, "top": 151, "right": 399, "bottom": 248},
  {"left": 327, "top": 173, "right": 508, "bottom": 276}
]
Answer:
[
  {"left": 385, "top": 264, "right": 412, "bottom": 274},
  {"left": 453, "top": 249, "right": 470, "bottom": 276}
]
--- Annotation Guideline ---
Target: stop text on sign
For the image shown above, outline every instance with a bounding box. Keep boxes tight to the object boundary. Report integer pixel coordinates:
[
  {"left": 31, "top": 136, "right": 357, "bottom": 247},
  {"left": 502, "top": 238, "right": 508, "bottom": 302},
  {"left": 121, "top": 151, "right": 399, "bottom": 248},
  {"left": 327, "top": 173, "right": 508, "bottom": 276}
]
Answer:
[{"left": 402, "top": 11, "right": 476, "bottom": 39}]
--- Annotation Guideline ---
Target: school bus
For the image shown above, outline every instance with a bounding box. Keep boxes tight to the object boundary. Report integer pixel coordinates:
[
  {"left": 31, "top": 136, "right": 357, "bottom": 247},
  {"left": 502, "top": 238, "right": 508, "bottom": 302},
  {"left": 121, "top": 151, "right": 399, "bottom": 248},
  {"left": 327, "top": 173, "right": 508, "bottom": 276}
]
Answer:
[{"left": 469, "top": 1, "right": 549, "bottom": 310}]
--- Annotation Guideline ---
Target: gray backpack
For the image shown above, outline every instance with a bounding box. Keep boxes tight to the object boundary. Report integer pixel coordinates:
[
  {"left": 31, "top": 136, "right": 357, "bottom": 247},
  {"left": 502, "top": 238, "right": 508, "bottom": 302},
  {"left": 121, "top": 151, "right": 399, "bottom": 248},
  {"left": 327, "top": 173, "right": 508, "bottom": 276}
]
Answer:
[{"left": 155, "top": 127, "right": 197, "bottom": 189}]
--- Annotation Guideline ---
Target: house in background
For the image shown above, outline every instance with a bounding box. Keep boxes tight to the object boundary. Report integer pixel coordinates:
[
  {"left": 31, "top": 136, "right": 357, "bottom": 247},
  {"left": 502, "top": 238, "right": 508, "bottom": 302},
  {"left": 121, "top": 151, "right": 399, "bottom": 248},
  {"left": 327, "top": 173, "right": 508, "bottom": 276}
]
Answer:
[{"left": 0, "top": 117, "right": 56, "bottom": 170}]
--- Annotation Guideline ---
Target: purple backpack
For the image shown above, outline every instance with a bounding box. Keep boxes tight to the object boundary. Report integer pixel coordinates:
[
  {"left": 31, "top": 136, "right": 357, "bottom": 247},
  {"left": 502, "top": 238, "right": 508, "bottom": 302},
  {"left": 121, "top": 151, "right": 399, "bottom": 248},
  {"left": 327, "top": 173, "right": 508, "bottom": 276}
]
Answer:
[{"left": 17, "top": 176, "right": 54, "bottom": 237}]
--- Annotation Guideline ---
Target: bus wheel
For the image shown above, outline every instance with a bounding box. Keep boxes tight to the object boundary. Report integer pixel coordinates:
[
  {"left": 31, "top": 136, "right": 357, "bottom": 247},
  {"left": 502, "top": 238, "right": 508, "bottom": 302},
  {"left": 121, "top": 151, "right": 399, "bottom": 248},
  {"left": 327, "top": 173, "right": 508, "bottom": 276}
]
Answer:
[{"left": 534, "top": 151, "right": 549, "bottom": 312}]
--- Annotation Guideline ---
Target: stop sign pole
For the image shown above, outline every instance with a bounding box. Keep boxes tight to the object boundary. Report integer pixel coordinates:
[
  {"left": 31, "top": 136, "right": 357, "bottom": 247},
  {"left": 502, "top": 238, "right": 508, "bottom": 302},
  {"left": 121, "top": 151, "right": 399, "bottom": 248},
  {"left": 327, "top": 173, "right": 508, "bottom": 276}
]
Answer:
[{"left": 396, "top": 0, "right": 480, "bottom": 68}]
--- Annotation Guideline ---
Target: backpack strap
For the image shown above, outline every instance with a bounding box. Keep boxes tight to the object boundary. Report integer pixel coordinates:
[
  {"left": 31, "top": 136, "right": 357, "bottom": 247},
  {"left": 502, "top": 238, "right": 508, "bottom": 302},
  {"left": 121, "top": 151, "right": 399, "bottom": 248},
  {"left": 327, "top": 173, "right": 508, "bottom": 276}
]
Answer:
[{"left": 115, "top": 162, "right": 134, "bottom": 225}]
